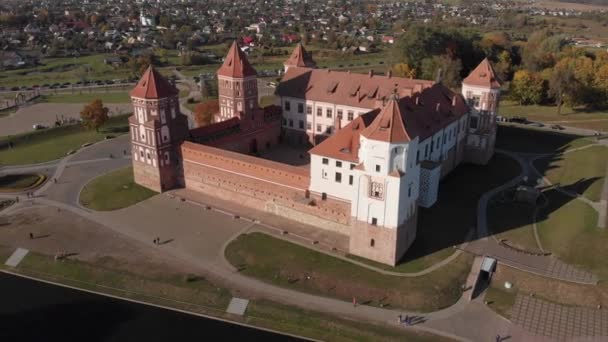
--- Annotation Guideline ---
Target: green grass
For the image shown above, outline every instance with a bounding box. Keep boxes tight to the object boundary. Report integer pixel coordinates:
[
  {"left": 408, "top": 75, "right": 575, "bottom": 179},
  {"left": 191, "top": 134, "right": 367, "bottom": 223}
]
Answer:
[
  {"left": 485, "top": 286, "right": 517, "bottom": 319},
  {"left": 2, "top": 247, "right": 452, "bottom": 342},
  {"left": 489, "top": 201, "right": 541, "bottom": 252},
  {"left": 0, "top": 54, "right": 131, "bottom": 88},
  {"left": 0, "top": 114, "right": 130, "bottom": 166},
  {"left": 496, "top": 124, "right": 592, "bottom": 154},
  {"left": 535, "top": 145, "right": 607, "bottom": 202},
  {"left": 79, "top": 167, "right": 157, "bottom": 211},
  {"left": 42, "top": 91, "right": 131, "bottom": 104},
  {"left": 259, "top": 95, "right": 278, "bottom": 108},
  {"left": 0, "top": 174, "right": 43, "bottom": 191},
  {"left": 537, "top": 192, "right": 607, "bottom": 278},
  {"left": 226, "top": 232, "right": 473, "bottom": 312},
  {"left": 498, "top": 100, "right": 608, "bottom": 131}
]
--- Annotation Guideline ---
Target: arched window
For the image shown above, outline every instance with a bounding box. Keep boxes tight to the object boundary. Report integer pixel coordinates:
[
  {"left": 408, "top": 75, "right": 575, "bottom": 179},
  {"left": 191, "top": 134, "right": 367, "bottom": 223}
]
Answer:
[{"left": 370, "top": 239, "right": 375, "bottom": 247}]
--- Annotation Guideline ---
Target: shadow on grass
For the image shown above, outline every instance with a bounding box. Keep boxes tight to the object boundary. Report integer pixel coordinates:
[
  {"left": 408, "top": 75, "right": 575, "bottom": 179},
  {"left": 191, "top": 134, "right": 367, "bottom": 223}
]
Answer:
[{"left": 395, "top": 126, "right": 599, "bottom": 266}]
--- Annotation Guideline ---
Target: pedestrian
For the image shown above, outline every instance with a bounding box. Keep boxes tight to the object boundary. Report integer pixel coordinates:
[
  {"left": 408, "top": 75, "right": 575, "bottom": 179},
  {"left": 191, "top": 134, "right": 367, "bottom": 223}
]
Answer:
[
  {"left": 404, "top": 315, "right": 409, "bottom": 325},
  {"left": 496, "top": 334, "right": 500, "bottom": 342},
  {"left": 153, "top": 238, "right": 157, "bottom": 245},
  {"left": 29, "top": 232, "right": 33, "bottom": 239},
  {"left": 352, "top": 297, "right": 356, "bottom": 307},
  {"left": 398, "top": 314, "right": 402, "bottom": 324}
]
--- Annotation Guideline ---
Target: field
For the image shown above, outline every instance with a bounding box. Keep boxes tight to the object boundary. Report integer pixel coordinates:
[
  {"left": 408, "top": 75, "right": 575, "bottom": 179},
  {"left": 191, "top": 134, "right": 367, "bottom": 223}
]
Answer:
[
  {"left": 0, "top": 114, "right": 130, "bottom": 165},
  {"left": 79, "top": 167, "right": 157, "bottom": 211},
  {"left": 499, "top": 100, "right": 608, "bottom": 131},
  {"left": 226, "top": 232, "right": 474, "bottom": 312}
]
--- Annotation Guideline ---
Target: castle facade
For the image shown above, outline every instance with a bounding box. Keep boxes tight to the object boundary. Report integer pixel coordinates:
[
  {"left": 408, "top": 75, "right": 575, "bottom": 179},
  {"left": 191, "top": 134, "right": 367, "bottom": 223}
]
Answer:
[{"left": 129, "top": 42, "right": 501, "bottom": 266}]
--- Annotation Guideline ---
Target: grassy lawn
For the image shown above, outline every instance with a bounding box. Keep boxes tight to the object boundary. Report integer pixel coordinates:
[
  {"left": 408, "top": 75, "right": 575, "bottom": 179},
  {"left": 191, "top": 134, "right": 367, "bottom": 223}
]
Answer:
[
  {"left": 0, "top": 247, "right": 450, "bottom": 342},
  {"left": 534, "top": 145, "right": 607, "bottom": 202},
  {"left": 259, "top": 95, "right": 278, "bottom": 108},
  {"left": 0, "top": 114, "right": 129, "bottom": 166},
  {"left": 485, "top": 285, "right": 517, "bottom": 319},
  {"left": 489, "top": 201, "right": 541, "bottom": 253},
  {"left": 42, "top": 91, "right": 131, "bottom": 104},
  {"left": 79, "top": 167, "right": 157, "bottom": 211},
  {"left": 0, "top": 174, "right": 44, "bottom": 191},
  {"left": 0, "top": 54, "right": 132, "bottom": 88},
  {"left": 496, "top": 124, "right": 593, "bottom": 154},
  {"left": 499, "top": 100, "right": 608, "bottom": 121},
  {"left": 537, "top": 192, "right": 607, "bottom": 278},
  {"left": 226, "top": 232, "right": 473, "bottom": 312}
]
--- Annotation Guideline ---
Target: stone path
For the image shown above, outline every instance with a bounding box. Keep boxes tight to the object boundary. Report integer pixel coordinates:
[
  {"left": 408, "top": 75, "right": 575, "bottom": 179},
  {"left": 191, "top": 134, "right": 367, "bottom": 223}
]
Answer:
[
  {"left": 512, "top": 294, "right": 608, "bottom": 340},
  {"left": 465, "top": 239, "right": 598, "bottom": 285},
  {"left": 4, "top": 247, "right": 28, "bottom": 267}
]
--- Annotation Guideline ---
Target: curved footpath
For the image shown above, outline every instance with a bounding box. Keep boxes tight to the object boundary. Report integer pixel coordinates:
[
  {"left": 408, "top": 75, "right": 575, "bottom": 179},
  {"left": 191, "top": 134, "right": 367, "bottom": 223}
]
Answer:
[{"left": 0, "top": 142, "right": 562, "bottom": 342}]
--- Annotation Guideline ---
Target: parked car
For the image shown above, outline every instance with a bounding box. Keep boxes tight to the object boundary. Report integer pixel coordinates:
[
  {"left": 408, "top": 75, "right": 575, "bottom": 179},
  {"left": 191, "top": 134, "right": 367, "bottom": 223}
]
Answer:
[
  {"left": 529, "top": 122, "right": 544, "bottom": 128},
  {"left": 10, "top": 86, "right": 19, "bottom": 91},
  {"left": 32, "top": 124, "right": 46, "bottom": 130},
  {"left": 509, "top": 116, "right": 528, "bottom": 124},
  {"left": 551, "top": 124, "right": 565, "bottom": 130}
]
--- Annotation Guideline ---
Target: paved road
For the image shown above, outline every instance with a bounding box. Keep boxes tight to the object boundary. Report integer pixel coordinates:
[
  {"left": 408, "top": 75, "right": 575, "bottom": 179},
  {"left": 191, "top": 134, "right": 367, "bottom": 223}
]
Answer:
[{"left": 0, "top": 272, "right": 303, "bottom": 342}]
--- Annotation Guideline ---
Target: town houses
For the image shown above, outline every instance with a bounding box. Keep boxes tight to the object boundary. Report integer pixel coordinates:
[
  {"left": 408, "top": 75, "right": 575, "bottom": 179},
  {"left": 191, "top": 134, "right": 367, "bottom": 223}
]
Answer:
[{"left": 129, "top": 42, "right": 501, "bottom": 266}]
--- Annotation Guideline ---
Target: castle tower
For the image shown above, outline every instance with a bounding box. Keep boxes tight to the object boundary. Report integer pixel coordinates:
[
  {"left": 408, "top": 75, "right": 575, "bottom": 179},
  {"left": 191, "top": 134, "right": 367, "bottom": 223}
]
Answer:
[
  {"left": 349, "top": 97, "right": 420, "bottom": 266},
  {"left": 284, "top": 43, "right": 316, "bottom": 73},
  {"left": 462, "top": 58, "right": 501, "bottom": 165},
  {"left": 129, "top": 66, "right": 189, "bottom": 192},
  {"left": 216, "top": 41, "right": 258, "bottom": 123}
]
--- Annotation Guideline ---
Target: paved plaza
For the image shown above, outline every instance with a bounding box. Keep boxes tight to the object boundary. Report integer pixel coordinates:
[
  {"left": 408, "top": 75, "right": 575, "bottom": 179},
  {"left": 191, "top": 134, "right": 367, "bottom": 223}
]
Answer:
[{"left": 512, "top": 294, "right": 608, "bottom": 340}]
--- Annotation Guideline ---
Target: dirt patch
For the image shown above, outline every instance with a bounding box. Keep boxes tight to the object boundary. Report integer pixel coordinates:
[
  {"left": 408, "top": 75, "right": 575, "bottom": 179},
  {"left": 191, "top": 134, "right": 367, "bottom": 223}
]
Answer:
[{"left": 0, "top": 206, "right": 195, "bottom": 278}]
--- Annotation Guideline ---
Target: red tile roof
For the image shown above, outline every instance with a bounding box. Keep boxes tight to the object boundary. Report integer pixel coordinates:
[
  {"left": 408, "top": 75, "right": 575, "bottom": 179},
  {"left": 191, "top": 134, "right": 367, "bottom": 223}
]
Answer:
[
  {"left": 463, "top": 58, "right": 501, "bottom": 89},
  {"left": 361, "top": 95, "right": 411, "bottom": 143},
  {"left": 131, "top": 65, "right": 179, "bottom": 99},
  {"left": 277, "top": 68, "right": 434, "bottom": 109},
  {"left": 309, "top": 84, "right": 469, "bottom": 161},
  {"left": 217, "top": 41, "right": 257, "bottom": 78},
  {"left": 284, "top": 43, "right": 316, "bottom": 69},
  {"left": 130, "top": 65, "right": 178, "bottom": 99},
  {"left": 308, "top": 110, "right": 379, "bottom": 163}
]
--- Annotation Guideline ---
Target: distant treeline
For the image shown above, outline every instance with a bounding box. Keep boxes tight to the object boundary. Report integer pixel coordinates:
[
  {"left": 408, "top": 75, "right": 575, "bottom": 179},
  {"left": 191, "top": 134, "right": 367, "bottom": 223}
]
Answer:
[{"left": 558, "top": 0, "right": 608, "bottom": 5}]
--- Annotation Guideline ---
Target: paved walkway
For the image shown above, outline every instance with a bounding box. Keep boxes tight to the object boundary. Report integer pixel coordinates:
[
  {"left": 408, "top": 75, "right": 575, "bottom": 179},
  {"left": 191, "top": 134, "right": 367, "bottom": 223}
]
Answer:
[
  {"left": 512, "top": 294, "right": 608, "bottom": 340},
  {"left": 473, "top": 150, "right": 600, "bottom": 285}
]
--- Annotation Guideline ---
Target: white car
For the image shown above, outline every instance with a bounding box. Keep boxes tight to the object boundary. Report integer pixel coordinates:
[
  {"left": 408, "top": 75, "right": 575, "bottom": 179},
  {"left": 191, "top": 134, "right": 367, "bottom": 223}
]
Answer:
[{"left": 32, "top": 124, "right": 46, "bottom": 130}]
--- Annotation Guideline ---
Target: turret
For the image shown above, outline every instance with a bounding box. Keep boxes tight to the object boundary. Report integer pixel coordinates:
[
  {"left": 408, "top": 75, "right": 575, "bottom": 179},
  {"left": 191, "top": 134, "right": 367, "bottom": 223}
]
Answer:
[
  {"left": 129, "top": 65, "right": 189, "bottom": 192},
  {"left": 462, "top": 58, "right": 501, "bottom": 165},
  {"left": 283, "top": 43, "right": 316, "bottom": 73},
  {"left": 216, "top": 41, "right": 259, "bottom": 123}
]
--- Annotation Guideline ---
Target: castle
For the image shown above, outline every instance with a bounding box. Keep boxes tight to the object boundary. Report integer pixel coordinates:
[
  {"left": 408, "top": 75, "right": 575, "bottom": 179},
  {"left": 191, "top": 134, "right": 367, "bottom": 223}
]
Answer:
[{"left": 129, "top": 42, "right": 501, "bottom": 266}]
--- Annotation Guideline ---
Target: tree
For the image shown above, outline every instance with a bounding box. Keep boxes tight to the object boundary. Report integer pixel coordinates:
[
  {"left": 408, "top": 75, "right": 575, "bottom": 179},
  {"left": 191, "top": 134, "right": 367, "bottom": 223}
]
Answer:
[
  {"left": 510, "top": 70, "right": 545, "bottom": 105},
  {"left": 595, "top": 64, "right": 608, "bottom": 107},
  {"left": 420, "top": 55, "right": 462, "bottom": 89},
  {"left": 194, "top": 100, "right": 219, "bottom": 127},
  {"left": 392, "top": 63, "right": 416, "bottom": 78},
  {"left": 495, "top": 50, "right": 512, "bottom": 81},
  {"left": 548, "top": 61, "right": 579, "bottom": 115},
  {"left": 80, "top": 99, "right": 109, "bottom": 131}
]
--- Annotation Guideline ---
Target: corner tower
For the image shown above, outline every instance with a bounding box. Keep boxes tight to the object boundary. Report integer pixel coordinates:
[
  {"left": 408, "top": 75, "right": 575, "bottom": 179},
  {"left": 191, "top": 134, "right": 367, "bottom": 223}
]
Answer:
[
  {"left": 129, "top": 66, "right": 188, "bottom": 192},
  {"left": 216, "top": 41, "right": 258, "bottom": 123},
  {"left": 284, "top": 43, "right": 316, "bottom": 73},
  {"left": 349, "top": 97, "right": 420, "bottom": 266},
  {"left": 462, "top": 58, "right": 501, "bottom": 165}
]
